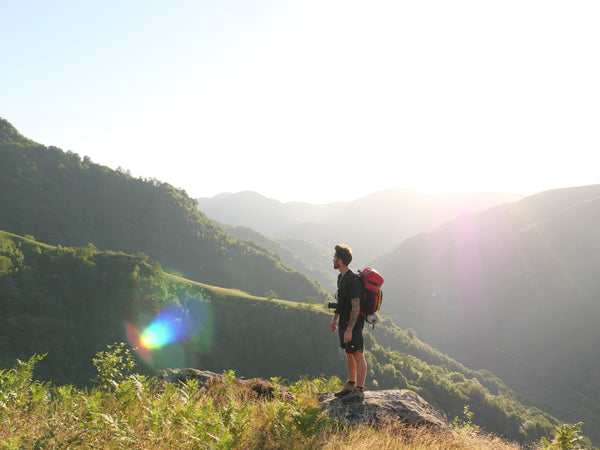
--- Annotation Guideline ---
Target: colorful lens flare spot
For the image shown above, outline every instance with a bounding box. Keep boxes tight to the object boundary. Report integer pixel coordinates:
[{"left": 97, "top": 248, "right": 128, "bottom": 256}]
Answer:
[
  {"left": 125, "top": 322, "right": 153, "bottom": 362},
  {"left": 141, "top": 317, "right": 178, "bottom": 349},
  {"left": 126, "top": 299, "right": 213, "bottom": 364}
]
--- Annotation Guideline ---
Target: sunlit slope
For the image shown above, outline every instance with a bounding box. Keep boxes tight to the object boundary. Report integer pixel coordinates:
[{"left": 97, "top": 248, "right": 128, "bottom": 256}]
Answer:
[
  {"left": 219, "top": 223, "right": 337, "bottom": 291},
  {"left": 0, "top": 230, "right": 562, "bottom": 443},
  {"left": 0, "top": 118, "right": 324, "bottom": 301},
  {"left": 373, "top": 184, "right": 600, "bottom": 442}
]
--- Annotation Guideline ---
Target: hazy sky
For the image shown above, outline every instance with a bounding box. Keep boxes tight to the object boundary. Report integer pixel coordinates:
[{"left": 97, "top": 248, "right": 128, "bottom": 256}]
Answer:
[{"left": 2, "top": 1, "right": 599, "bottom": 203}]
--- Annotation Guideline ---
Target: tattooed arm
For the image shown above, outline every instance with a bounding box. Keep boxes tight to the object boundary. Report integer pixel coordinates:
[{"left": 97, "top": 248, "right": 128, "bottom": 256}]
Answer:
[
  {"left": 343, "top": 297, "right": 361, "bottom": 343},
  {"left": 348, "top": 298, "right": 360, "bottom": 329}
]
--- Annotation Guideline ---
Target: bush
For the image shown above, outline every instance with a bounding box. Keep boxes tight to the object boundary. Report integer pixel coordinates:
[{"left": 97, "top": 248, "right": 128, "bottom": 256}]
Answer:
[{"left": 91, "top": 343, "right": 136, "bottom": 391}]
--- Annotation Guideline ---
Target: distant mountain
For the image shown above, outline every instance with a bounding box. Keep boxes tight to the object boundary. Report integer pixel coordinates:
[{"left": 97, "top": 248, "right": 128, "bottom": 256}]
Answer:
[
  {"left": 372, "top": 184, "right": 600, "bottom": 443},
  {"left": 197, "top": 189, "right": 524, "bottom": 266},
  {"left": 0, "top": 230, "right": 563, "bottom": 444},
  {"left": 0, "top": 118, "right": 324, "bottom": 301}
]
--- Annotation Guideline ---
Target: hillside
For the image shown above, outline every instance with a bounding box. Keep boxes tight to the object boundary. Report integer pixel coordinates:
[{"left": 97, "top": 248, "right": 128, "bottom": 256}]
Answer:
[
  {"left": 372, "top": 184, "right": 600, "bottom": 444},
  {"left": 1, "top": 355, "right": 537, "bottom": 450},
  {"left": 0, "top": 118, "right": 324, "bottom": 301},
  {"left": 0, "top": 230, "right": 568, "bottom": 444},
  {"left": 197, "top": 189, "right": 524, "bottom": 266},
  {"left": 221, "top": 223, "right": 336, "bottom": 291}
]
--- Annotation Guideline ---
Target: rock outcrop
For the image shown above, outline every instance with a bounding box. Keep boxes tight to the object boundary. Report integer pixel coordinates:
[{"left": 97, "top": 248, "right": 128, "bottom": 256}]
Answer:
[
  {"left": 155, "top": 368, "right": 223, "bottom": 387},
  {"left": 156, "top": 370, "right": 448, "bottom": 430},
  {"left": 154, "top": 368, "right": 291, "bottom": 400},
  {"left": 319, "top": 389, "right": 448, "bottom": 429}
]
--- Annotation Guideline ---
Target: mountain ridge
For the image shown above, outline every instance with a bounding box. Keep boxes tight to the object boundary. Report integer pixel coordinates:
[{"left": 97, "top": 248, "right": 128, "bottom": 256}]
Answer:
[
  {"left": 0, "top": 117, "right": 38, "bottom": 146},
  {"left": 0, "top": 119, "right": 324, "bottom": 301},
  {"left": 197, "top": 189, "right": 524, "bottom": 267}
]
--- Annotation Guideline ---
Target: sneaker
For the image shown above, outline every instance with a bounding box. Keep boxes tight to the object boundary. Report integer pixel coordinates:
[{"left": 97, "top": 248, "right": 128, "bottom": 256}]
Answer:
[
  {"left": 334, "top": 382, "right": 355, "bottom": 398},
  {"left": 342, "top": 387, "right": 364, "bottom": 403}
]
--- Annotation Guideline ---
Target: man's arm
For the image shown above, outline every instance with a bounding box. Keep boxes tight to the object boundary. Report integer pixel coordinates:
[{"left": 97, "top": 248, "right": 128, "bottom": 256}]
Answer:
[
  {"left": 343, "top": 297, "right": 360, "bottom": 342},
  {"left": 348, "top": 298, "right": 360, "bottom": 329}
]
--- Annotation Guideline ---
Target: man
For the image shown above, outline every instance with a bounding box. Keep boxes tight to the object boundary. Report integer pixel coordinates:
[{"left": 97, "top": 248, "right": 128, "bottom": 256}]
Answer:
[{"left": 330, "top": 244, "right": 366, "bottom": 403}]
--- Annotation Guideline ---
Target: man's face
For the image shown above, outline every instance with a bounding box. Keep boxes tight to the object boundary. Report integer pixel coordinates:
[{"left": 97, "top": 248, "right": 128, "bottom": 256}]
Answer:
[{"left": 333, "top": 254, "right": 341, "bottom": 270}]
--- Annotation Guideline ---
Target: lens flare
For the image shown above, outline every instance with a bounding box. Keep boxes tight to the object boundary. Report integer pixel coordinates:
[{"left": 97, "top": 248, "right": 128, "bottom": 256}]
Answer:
[
  {"left": 141, "top": 318, "right": 176, "bottom": 349},
  {"left": 126, "top": 297, "right": 214, "bottom": 367},
  {"left": 144, "top": 302, "right": 204, "bottom": 348}
]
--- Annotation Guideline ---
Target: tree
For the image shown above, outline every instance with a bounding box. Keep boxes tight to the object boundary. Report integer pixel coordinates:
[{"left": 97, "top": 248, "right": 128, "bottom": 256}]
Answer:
[
  {"left": 304, "top": 296, "right": 317, "bottom": 305},
  {"left": 549, "top": 422, "right": 584, "bottom": 450}
]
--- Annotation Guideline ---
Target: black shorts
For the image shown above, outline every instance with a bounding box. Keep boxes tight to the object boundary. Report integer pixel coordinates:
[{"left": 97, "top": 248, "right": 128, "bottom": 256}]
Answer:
[{"left": 338, "top": 315, "right": 364, "bottom": 354}]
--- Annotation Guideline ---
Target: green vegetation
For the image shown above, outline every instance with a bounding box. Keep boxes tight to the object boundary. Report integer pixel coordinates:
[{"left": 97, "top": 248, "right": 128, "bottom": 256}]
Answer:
[
  {"left": 0, "top": 118, "right": 324, "bottom": 301},
  {"left": 540, "top": 422, "right": 586, "bottom": 450},
  {"left": 1, "top": 231, "right": 592, "bottom": 445},
  {"left": 0, "top": 118, "right": 36, "bottom": 146},
  {"left": 0, "top": 348, "right": 526, "bottom": 449},
  {"left": 222, "top": 225, "right": 337, "bottom": 292}
]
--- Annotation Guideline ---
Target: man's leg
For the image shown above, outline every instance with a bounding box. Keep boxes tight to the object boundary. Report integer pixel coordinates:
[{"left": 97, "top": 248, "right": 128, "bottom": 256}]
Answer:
[
  {"left": 341, "top": 351, "right": 367, "bottom": 403},
  {"left": 355, "top": 350, "right": 367, "bottom": 388},
  {"left": 334, "top": 352, "right": 357, "bottom": 397},
  {"left": 346, "top": 352, "right": 357, "bottom": 383}
]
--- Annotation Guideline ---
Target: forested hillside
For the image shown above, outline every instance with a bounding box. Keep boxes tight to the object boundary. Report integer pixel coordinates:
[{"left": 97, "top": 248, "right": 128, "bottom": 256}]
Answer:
[
  {"left": 373, "top": 184, "right": 600, "bottom": 444},
  {"left": 0, "top": 118, "right": 324, "bottom": 301},
  {"left": 0, "top": 230, "right": 567, "bottom": 444},
  {"left": 221, "top": 224, "right": 337, "bottom": 291}
]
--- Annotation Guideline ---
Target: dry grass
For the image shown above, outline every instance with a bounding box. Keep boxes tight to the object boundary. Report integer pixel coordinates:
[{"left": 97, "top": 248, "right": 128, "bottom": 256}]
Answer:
[
  {"left": 306, "top": 419, "right": 522, "bottom": 450},
  {"left": 0, "top": 354, "right": 527, "bottom": 449}
]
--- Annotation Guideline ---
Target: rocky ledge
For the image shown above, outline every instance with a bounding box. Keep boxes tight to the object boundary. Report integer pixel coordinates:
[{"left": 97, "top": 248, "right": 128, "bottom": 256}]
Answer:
[
  {"left": 156, "top": 369, "right": 448, "bottom": 430},
  {"left": 319, "top": 389, "right": 448, "bottom": 429},
  {"left": 154, "top": 368, "right": 291, "bottom": 400}
]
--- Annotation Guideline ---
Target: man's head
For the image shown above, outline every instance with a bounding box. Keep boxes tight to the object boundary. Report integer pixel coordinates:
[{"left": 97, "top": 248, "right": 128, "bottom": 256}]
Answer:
[{"left": 334, "top": 244, "right": 353, "bottom": 269}]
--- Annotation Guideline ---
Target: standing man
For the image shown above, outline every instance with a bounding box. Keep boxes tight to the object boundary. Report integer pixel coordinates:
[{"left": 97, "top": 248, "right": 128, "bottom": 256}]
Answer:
[{"left": 330, "top": 244, "right": 366, "bottom": 403}]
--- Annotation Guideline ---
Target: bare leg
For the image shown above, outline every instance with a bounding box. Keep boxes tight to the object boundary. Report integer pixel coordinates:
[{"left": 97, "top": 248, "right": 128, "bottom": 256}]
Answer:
[
  {"left": 345, "top": 352, "right": 357, "bottom": 382},
  {"left": 355, "top": 350, "right": 367, "bottom": 387},
  {"left": 339, "top": 351, "right": 368, "bottom": 403}
]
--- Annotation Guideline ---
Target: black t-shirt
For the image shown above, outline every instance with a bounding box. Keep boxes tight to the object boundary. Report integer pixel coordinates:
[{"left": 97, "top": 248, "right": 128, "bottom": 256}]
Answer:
[{"left": 335, "top": 269, "right": 362, "bottom": 322}]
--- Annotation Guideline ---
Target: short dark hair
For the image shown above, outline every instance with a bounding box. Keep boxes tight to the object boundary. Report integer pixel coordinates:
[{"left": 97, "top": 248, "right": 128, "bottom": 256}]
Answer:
[{"left": 335, "top": 244, "right": 353, "bottom": 266}]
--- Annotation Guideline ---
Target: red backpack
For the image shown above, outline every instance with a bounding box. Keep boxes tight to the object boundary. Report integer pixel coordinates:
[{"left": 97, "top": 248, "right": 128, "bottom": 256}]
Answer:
[{"left": 358, "top": 267, "right": 384, "bottom": 327}]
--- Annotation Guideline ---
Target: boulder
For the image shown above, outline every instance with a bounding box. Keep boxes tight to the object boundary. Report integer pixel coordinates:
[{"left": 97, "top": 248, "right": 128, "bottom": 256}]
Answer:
[
  {"left": 154, "top": 368, "right": 223, "bottom": 388},
  {"left": 319, "top": 389, "right": 448, "bottom": 429},
  {"left": 153, "top": 368, "right": 292, "bottom": 400}
]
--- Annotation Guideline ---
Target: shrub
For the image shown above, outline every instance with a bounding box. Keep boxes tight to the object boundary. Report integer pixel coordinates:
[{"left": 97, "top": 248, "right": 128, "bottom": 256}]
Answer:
[{"left": 91, "top": 343, "right": 137, "bottom": 391}]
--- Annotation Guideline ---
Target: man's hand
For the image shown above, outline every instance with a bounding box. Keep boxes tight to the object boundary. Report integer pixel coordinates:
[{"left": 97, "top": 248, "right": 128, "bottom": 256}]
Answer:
[
  {"left": 344, "top": 328, "right": 353, "bottom": 343},
  {"left": 330, "top": 316, "right": 338, "bottom": 333}
]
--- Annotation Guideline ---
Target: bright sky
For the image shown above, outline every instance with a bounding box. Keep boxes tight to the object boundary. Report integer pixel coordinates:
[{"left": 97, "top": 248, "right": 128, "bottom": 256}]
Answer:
[{"left": 2, "top": 1, "right": 599, "bottom": 203}]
